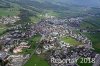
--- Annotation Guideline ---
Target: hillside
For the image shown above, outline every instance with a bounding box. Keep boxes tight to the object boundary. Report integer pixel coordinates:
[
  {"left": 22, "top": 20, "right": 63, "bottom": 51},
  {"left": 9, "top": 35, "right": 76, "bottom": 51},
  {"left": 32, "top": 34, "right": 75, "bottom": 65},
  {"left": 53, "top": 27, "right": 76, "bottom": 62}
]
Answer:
[
  {"left": 0, "top": 1, "right": 100, "bottom": 66},
  {"left": 1, "top": 0, "right": 100, "bottom": 17},
  {"left": 0, "top": 0, "right": 100, "bottom": 23}
]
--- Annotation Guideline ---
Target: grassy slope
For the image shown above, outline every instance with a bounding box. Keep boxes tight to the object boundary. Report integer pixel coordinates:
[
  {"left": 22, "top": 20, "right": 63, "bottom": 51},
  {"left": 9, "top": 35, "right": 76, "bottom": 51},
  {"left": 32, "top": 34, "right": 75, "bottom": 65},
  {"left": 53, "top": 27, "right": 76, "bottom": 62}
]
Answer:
[
  {"left": 80, "top": 21, "right": 96, "bottom": 29},
  {"left": 84, "top": 33, "right": 100, "bottom": 53},
  {"left": 79, "top": 16, "right": 100, "bottom": 53},
  {"left": 0, "top": 8, "right": 20, "bottom": 16},
  {"left": 0, "top": 1, "right": 20, "bottom": 16},
  {"left": 81, "top": 17, "right": 100, "bottom": 29}
]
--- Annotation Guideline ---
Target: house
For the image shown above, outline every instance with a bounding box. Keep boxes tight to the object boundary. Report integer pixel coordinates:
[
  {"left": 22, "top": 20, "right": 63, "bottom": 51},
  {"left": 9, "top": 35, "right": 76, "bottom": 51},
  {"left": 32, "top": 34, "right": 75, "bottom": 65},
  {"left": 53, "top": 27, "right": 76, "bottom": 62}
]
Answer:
[
  {"left": 0, "top": 51, "right": 8, "bottom": 61},
  {"left": 0, "top": 51, "right": 9, "bottom": 66}
]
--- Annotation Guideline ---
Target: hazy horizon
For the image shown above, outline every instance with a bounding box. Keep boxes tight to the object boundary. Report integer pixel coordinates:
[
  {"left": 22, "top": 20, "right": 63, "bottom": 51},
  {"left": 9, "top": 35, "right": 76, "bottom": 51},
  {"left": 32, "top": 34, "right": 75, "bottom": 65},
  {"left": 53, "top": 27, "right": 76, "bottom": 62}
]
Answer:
[{"left": 38, "top": 0, "right": 100, "bottom": 7}]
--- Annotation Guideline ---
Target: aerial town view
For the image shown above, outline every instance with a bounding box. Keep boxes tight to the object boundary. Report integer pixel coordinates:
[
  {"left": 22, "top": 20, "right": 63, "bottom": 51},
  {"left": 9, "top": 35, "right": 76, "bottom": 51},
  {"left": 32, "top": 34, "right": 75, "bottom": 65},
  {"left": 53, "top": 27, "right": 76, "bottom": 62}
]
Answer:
[{"left": 0, "top": 0, "right": 100, "bottom": 66}]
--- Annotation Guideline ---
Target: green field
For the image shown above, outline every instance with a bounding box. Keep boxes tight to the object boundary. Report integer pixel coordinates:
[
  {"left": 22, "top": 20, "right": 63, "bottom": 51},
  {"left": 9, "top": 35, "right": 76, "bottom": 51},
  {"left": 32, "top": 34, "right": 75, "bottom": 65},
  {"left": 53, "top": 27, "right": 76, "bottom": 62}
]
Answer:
[
  {"left": 24, "top": 55, "right": 49, "bottom": 66},
  {"left": 30, "top": 16, "right": 41, "bottom": 24},
  {"left": 0, "top": 24, "right": 7, "bottom": 36},
  {"left": 21, "top": 34, "right": 42, "bottom": 54},
  {"left": 0, "top": 26, "right": 6, "bottom": 34},
  {"left": 80, "top": 21, "right": 96, "bottom": 29},
  {"left": 30, "top": 13, "right": 43, "bottom": 24},
  {"left": 88, "top": 17, "right": 100, "bottom": 28},
  {"left": 82, "top": 17, "right": 100, "bottom": 29},
  {"left": 84, "top": 33, "right": 100, "bottom": 53},
  {"left": 28, "top": 34, "right": 41, "bottom": 49},
  {"left": 0, "top": 8, "right": 20, "bottom": 16},
  {"left": 61, "top": 37, "right": 81, "bottom": 46}
]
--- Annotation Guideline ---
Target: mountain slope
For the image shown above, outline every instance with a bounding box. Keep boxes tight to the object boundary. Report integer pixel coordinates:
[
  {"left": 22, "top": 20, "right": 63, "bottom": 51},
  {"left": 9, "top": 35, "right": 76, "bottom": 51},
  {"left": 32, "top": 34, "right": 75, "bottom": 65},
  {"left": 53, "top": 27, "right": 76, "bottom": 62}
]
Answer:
[
  {"left": 44, "top": 0, "right": 100, "bottom": 7},
  {"left": 1, "top": 0, "right": 100, "bottom": 18}
]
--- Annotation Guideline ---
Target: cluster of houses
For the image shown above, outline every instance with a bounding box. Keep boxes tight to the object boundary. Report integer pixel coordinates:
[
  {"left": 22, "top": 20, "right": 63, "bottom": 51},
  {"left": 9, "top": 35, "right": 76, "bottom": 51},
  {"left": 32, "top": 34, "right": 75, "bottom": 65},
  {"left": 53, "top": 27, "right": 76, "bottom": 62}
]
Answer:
[
  {"left": 35, "top": 35, "right": 96, "bottom": 66},
  {"left": 0, "top": 16, "right": 20, "bottom": 24},
  {"left": 8, "top": 54, "right": 29, "bottom": 66},
  {"left": 48, "top": 44, "right": 96, "bottom": 66},
  {"left": 0, "top": 23, "right": 32, "bottom": 66},
  {"left": 35, "top": 36, "right": 94, "bottom": 66},
  {"left": 33, "top": 18, "right": 98, "bottom": 66},
  {"left": 67, "top": 17, "right": 83, "bottom": 28},
  {"left": 0, "top": 17, "right": 99, "bottom": 66}
]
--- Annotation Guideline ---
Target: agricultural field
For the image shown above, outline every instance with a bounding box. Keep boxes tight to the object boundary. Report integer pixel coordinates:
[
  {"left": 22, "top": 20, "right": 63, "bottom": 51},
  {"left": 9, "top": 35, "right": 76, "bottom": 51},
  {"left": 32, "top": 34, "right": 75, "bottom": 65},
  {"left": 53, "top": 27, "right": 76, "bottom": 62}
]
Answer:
[{"left": 0, "top": 8, "right": 20, "bottom": 16}]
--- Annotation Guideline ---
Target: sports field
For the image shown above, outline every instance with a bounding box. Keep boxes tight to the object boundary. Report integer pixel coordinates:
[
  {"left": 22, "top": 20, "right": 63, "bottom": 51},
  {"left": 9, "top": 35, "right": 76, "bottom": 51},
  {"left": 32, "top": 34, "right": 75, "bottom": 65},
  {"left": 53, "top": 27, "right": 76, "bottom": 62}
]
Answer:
[{"left": 61, "top": 37, "right": 81, "bottom": 46}]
